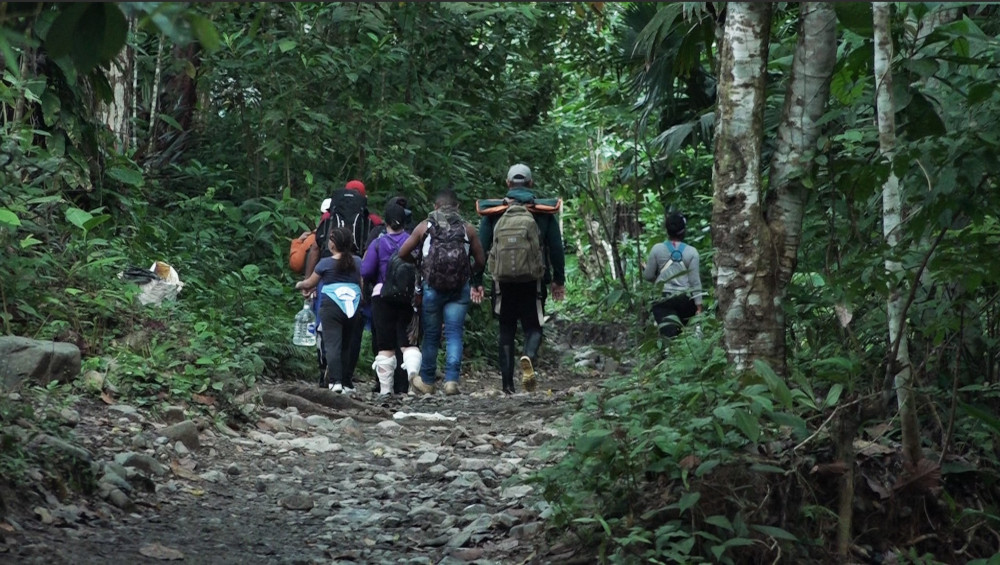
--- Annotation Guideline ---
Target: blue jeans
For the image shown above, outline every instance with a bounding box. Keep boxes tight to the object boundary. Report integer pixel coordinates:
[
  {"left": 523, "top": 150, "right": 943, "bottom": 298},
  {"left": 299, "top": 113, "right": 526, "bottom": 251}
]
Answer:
[{"left": 419, "top": 282, "right": 470, "bottom": 384}]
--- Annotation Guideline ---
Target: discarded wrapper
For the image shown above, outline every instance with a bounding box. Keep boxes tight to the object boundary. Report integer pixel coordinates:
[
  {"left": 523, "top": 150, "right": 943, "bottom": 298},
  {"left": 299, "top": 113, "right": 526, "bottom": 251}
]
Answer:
[{"left": 392, "top": 411, "right": 457, "bottom": 422}]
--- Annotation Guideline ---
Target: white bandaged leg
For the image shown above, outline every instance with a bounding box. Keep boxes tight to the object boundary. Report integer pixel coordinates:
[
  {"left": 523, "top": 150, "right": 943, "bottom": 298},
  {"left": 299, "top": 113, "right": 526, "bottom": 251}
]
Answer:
[
  {"left": 402, "top": 347, "right": 422, "bottom": 380},
  {"left": 372, "top": 354, "right": 396, "bottom": 395}
]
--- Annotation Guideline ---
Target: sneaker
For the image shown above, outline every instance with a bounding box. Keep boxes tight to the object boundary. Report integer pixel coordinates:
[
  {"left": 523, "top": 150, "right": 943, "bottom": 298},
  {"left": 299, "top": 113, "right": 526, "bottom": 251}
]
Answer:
[
  {"left": 331, "top": 383, "right": 343, "bottom": 393},
  {"left": 341, "top": 387, "right": 355, "bottom": 395},
  {"left": 409, "top": 374, "right": 435, "bottom": 395},
  {"left": 520, "top": 356, "right": 536, "bottom": 392},
  {"left": 443, "top": 381, "right": 460, "bottom": 396}
]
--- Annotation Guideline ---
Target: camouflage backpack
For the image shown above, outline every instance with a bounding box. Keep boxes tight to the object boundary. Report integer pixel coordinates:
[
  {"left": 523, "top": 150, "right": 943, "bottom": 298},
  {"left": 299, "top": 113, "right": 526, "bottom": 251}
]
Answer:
[
  {"left": 487, "top": 203, "right": 545, "bottom": 283},
  {"left": 421, "top": 210, "right": 471, "bottom": 291}
]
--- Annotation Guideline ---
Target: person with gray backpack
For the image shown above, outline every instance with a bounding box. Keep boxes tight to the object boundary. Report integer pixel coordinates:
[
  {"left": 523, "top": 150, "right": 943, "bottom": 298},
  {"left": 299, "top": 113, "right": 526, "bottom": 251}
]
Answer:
[
  {"left": 477, "top": 163, "right": 566, "bottom": 395},
  {"left": 643, "top": 211, "right": 703, "bottom": 338}
]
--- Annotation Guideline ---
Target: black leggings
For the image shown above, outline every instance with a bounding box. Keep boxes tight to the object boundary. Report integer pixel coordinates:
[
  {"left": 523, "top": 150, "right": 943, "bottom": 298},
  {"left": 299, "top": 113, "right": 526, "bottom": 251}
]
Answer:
[
  {"left": 651, "top": 295, "right": 697, "bottom": 338},
  {"left": 319, "top": 298, "right": 362, "bottom": 387}
]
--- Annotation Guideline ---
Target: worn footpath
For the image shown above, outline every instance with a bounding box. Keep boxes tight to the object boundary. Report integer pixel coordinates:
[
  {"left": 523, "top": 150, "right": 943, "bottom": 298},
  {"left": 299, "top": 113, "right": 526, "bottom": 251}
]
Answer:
[{"left": 1, "top": 323, "right": 623, "bottom": 565}]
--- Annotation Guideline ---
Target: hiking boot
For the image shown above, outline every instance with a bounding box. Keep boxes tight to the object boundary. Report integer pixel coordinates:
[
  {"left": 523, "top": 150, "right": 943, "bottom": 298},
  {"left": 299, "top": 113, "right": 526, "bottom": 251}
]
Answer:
[
  {"left": 409, "top": 374, "right": 435, "bottom": 395},
  {"left": 444, "top": 381, "right": 460, "bottom": 396},
  {"left": 519, "top": 356, "right": 536, "bottom": 392},
  {"left": 331, "top": 383, "right": 343, "bottom": 393}
]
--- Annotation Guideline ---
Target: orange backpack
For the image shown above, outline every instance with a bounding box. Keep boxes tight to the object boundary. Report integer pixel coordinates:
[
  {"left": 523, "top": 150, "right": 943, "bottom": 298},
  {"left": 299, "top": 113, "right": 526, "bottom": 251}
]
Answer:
[{"left": 289, "top": 232, "right": 316, "bottom": 273}]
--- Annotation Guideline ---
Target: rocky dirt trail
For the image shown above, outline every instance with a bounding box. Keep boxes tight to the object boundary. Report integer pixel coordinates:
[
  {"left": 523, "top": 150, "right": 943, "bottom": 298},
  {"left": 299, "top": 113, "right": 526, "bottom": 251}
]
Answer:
[{"left": 1, "top": 321, "right": 625, "bottom": 565}]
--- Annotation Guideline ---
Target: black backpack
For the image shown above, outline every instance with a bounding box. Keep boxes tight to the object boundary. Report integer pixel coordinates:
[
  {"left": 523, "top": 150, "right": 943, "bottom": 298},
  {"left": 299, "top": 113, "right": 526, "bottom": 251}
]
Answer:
[
  {"left": 379, "top": 235, "right": 417, "bottom": 306},
  {"left": 316, "top": 188, "right": 370, "bottom": 257}
]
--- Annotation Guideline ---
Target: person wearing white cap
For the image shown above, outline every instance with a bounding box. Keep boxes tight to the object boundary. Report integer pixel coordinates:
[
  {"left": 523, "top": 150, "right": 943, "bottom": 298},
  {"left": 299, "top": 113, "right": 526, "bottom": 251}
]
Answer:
[{"left": 476, "top": 163, "right": 566, "bottom": 394}]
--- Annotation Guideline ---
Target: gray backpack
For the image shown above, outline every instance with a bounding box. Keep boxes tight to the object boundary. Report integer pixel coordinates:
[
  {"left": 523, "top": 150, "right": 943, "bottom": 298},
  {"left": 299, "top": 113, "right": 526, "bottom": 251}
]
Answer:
[{"left": 655, "top": 242, "right": 687, "bottom": 285}]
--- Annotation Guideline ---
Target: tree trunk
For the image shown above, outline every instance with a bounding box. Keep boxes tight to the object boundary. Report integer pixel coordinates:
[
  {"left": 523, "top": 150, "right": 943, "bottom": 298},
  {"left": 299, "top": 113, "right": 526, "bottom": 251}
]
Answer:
[
  {"left": 96, "top": 18, "right": 134, "bottom": 153},
  {"left": 874, "top": 2, "right": 921, "bottom": 466},
  {"left": 710, "top": 2, "right": 773, "bottom": 373},
  {"left": 763, "top": 3, "right": 838, "bottom": 375},
  {"left": 146, "top": 34, "right": 165, "bottom": 158}
]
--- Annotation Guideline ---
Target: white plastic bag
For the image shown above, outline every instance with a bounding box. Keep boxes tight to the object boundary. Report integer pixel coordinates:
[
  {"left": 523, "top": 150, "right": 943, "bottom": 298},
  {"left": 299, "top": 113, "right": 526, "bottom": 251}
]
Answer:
[{"left": 138, "top": 261, "right": 184, "bottom": 305}]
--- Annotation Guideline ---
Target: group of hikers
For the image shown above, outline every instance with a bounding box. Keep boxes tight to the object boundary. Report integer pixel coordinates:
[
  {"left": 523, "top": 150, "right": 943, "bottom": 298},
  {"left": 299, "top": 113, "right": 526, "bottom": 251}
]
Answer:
[
  {"left": 292, "top": 164, "right": 567, "bottom": 397},
  {"left": 291, "top": 163, "right": 704, "bottom": 397}
]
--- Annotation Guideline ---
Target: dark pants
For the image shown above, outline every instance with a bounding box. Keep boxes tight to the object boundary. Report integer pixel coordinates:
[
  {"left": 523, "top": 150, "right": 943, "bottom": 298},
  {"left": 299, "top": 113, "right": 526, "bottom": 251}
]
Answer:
[
  {"left": 319, "top": 304, "right": 367, "bottom": 386},
  {"left": 319, "top": 297, "right": 362, "bottom": 388},
  {"left": 651, "top": 295, "right": 697, "bottom": 338},
  {"left": 495, "top": 280, "right": 545, "bottom": 391},
  {"left": 372, "top": 297, "right": 415, "bottom": 393}
]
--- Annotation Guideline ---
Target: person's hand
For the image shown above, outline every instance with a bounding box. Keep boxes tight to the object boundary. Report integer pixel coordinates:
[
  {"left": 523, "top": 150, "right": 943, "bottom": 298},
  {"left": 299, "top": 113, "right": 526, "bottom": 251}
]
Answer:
[
  {"left": 551, "top": 283, "right": 565, "bottom": 301},
  {"left": 470, "top": 285, "right": 485, "bottom": 305}
]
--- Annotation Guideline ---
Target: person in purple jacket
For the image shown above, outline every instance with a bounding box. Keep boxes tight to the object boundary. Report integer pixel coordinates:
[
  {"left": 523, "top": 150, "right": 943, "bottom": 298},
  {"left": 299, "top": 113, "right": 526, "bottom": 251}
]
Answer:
[{"left": 361, "top": 201, "right": 422, "bottom": 397}]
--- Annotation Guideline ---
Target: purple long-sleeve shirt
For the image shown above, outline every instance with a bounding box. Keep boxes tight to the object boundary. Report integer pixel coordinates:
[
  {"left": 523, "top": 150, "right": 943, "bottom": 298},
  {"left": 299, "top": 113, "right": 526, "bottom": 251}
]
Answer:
[{"left": 360, "top": 231, "right": 412, "bottom": 292}]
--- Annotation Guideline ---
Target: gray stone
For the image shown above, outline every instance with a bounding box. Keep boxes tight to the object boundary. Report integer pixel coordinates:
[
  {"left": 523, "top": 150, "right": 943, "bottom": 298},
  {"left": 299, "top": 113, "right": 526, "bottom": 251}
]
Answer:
[
  {"left": 376, "top": 420, "right": 403, "bottom": 435},
  {"left": 58, "top": 407, "right": 81, "bottom": 426},
  {"left": 279, "top": 493, "right": 315, "bottom": 511},
  {"left": 447, "top": 514, "right": 492, "bottom": 548},
  {"left": 509, "top": 521, "right": 543, "bottom": 539},
  {"left": 500, "top": 485, "right": 533, "bottom": 499},
  {"left": 200, "top": 470, "right": 225, "bottom": 483},
  {"left": 117, "top": 453, "right": 169, "bottom": 477},
  {"left": 491, "top": 512, "right": 517, "bottom": 528},
  {"left": 462, "top": 504, "right": 488, "bottom": 516},
  {"left": 159, "top": 420, "right": 200, "bottom": 450},
  {"left": 31, "top": 434, "right": 93, "bottom": 465},
  {"left": 82, "top": 370, "right": 105, "bottom": 391},
  {"left": 162, "top": 406, "right": 186, "bottom": 424},
  {"left": 339, "top": 417, "right": 365, "bottom": 442},
  {"left": 426, "top": 464, "right": 449, "bottom": 477},
  {"left": 100, "top": 471, "right": 132, "bottom": 493},
  {"left": 415, "top": 451, "right": 439, "bottom": 470},
  {"left": 493, "top": 460, "right": 518, "bottom": 477},
  {"left": 106, "top": 488, "right": 134, "bottom": 511},
  {"left": 283, "top": 414, "right": 310, "bottom": 432},
  {"left": 458, "top": 458, "right": 491, "bottom": 471},
  {"left": 306, "top": 415, "right": 336, "bottom": 431},
  {"left": 0, "top": 336, "right": 81, "bottom": 391}
]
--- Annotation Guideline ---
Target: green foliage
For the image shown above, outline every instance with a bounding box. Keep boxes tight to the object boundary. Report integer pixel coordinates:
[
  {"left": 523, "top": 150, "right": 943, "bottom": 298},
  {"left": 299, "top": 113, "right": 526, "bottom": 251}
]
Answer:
[{"left": 530, "top": 323, "right": 828, "bottom": 562}]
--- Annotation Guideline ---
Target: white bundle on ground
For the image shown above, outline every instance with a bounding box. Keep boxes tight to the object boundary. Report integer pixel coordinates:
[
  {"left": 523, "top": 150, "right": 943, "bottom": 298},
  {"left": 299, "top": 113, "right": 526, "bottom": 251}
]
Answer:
[{"left": 137, "top": 261, "right": 184, "bottom": 305}]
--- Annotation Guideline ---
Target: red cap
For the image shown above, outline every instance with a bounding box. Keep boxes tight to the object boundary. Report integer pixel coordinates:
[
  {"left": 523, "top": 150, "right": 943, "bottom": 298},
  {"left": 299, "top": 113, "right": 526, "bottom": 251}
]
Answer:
[{"left": 345, "top": 179, "right": 366, "bottom": 196}]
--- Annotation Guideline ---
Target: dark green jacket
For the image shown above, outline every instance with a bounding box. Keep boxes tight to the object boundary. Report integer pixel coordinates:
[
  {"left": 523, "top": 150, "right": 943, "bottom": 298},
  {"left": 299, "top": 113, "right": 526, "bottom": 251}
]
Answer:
[{"left": 475, "top": 188, "right": 565, "bottom": 287}]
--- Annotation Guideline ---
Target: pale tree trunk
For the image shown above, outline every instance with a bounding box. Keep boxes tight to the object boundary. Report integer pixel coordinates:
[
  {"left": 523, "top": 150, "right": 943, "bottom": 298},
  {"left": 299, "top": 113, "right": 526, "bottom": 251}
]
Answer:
[
  {"left": 711, "top": 2, "right": 772, "bottom": 372},
  {"left": 874, "top": 3, "right": 921, "bottom": 466},
  {"left": 146, "top": 34, "right": 165, "bottom": 158},
  {"left": 97, "top": 18, "right": 134, "bottom": 153},
  {"left": 764, "top": 3, "right": 838, "bottom": 376}
]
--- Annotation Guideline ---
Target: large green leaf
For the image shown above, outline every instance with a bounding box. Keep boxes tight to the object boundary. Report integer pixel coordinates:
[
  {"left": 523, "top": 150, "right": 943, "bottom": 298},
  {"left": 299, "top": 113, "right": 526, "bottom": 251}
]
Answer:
[
  {"left": 46, "top": 4, "right": 128, "bottom": 74},
  {"left": 107, "top": 167, "right": 144, "bottom": 187},
  {"left": 188, "top": 13, "right": 221, "bottom": 51},
  {"left": 65, "top": 207, "right": 94, "bottom": 230},
  {"left": 0, "top": 209, "right": 20, "bottom": 227},
  {"left": 754, "top": 359, "right": 793, "bottom": 410}
]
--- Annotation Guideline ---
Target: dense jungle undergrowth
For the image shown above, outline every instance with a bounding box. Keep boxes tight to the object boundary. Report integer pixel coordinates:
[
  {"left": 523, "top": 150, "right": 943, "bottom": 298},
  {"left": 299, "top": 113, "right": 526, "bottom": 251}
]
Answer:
[{"left": 4, "top": 2, "right": 1000, "bottom": 564}]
